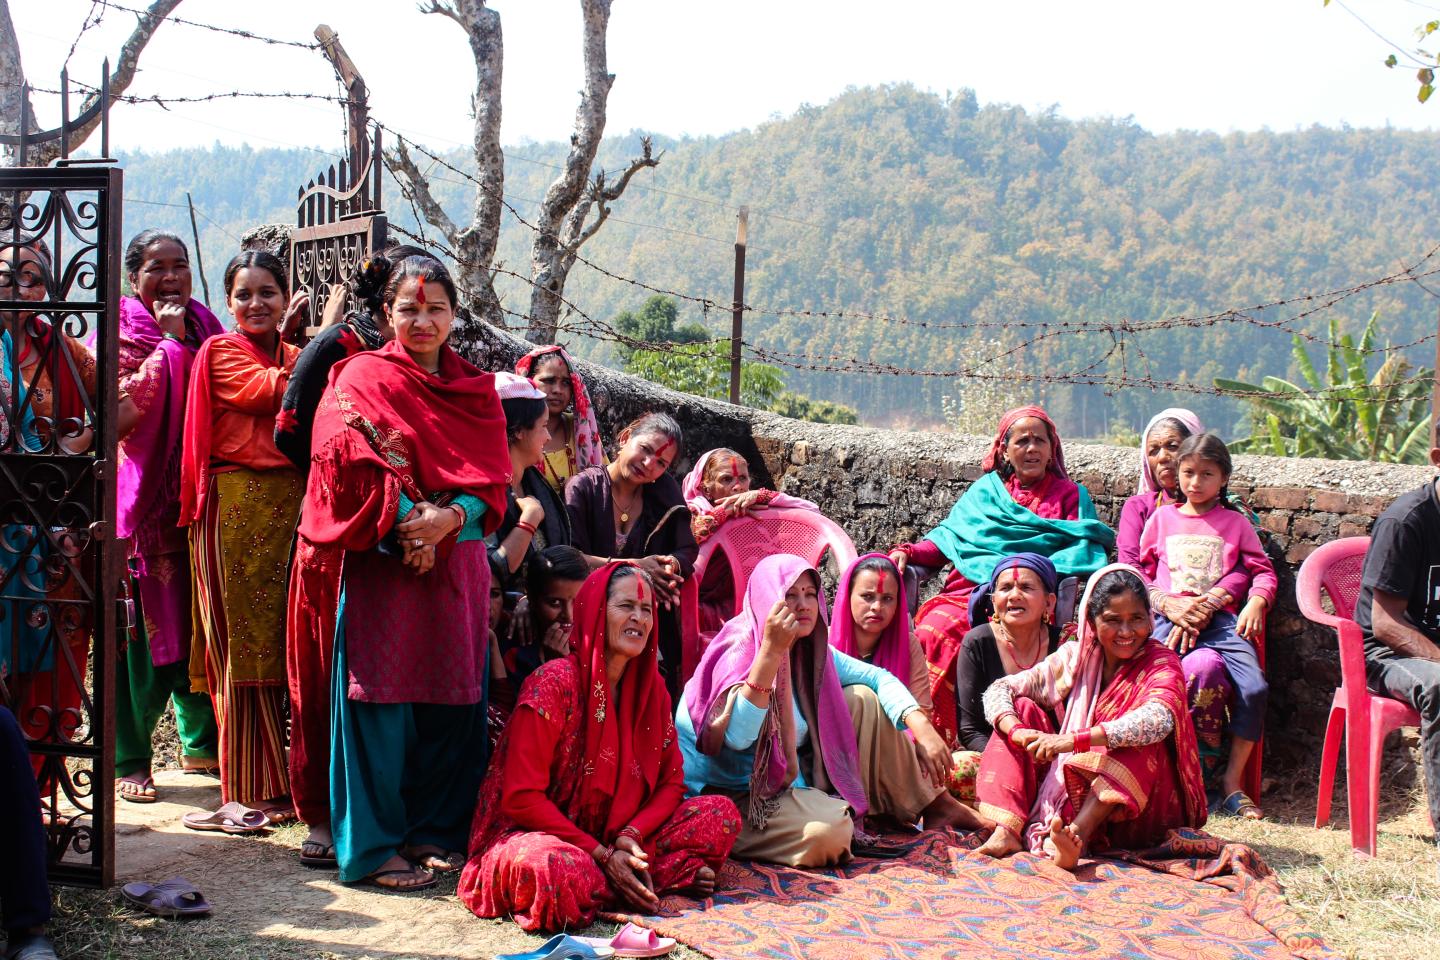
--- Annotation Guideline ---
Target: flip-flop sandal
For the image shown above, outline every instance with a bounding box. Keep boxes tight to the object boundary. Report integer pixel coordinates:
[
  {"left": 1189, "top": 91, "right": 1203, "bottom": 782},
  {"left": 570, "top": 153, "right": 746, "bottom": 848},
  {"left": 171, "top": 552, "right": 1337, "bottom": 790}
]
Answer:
[
  {"left": 361, "top": 865, "right": 437, "bottom": 893},
  {"left": 496, "top": 934, "right": 614, "bottom": 960},
  {"left": 1216, "top": 790, "right": 1263, "bottom": 820},
  {"left": 181, "top": 760, "right": 221, "bottom": 778},
  {"left": 576, "top": 922, "right": 676, "bottom": 958},
  {"left": 117, "top": 775, "right": 158, "bottom": 804},
  {"left": 181, "top": 802, "right": 268, "bottom": 834},
  {"left": 120, "top": 876, "right": 213, "bottom": 918},
  {"left": 411, "top": 849, "right": 465, "bottom": 873},
  {"left": 299, "top": 839, "right": 338, "bottom": 869}
]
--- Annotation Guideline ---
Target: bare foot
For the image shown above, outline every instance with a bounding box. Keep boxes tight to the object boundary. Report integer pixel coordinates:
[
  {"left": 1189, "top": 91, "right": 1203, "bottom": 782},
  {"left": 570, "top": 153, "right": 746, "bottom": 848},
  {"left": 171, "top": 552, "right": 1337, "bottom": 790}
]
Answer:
[
  {"left": 975, "top": 825, "right": 1021, "bottom": 859},
  {"left": 364, "top": 853, "right": 435, "bottom": 891},
  {"left": 919, "top": 791, "right": 993, "bottom": 834},
  {"left": 253, "top": 797, "right": 297, "bottom": 824},
  {"left": 180, "top": 756, "right": 220, "bottom": 777},
  {"left": 1041, "top": 815, "right": 1082, "bottom": 871},
  {"left": 686, "top": 865, "right": 716, "bottom": 898}
]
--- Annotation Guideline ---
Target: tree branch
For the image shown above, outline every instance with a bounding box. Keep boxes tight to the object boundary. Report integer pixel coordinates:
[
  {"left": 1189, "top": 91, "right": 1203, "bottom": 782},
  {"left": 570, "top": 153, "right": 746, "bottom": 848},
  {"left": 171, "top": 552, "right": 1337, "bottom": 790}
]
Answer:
[
  {"left": 385, "top": 137, "right": 459, "bottom": 245},
  {"left": 1, "top": 0, "right": 185, "bottom": 166},
  {"left": 563, "top": 136, "right": 661, "bottom": 256}
]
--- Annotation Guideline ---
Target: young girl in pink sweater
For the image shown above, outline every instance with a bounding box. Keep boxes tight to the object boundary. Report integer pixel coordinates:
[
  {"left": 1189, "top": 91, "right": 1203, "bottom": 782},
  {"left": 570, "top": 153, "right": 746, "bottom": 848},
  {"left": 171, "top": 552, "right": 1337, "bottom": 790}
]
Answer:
[{"left": 1137, "top": 433, "right": 1276, "bottom": 820}]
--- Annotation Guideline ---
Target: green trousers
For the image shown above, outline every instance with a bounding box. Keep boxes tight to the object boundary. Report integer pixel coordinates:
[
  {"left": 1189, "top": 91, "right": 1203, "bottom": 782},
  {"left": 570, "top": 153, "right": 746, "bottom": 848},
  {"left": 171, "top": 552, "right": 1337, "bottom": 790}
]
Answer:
[{"left": 114, "top": 627, "right": 218, "bottom": 778}]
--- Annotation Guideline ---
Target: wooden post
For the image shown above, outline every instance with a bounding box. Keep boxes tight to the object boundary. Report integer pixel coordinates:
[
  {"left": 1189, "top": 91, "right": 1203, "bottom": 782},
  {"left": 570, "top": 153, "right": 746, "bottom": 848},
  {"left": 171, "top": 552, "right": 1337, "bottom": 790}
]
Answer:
[
  {"left": 729, "top": 207, "right": 748, "bottom": 405},
  {"left": 185, "top": 192, "right": 210, "bottom": 308},
  {"left": 315, "top": 25, "right": 370, "bottom": 172}
]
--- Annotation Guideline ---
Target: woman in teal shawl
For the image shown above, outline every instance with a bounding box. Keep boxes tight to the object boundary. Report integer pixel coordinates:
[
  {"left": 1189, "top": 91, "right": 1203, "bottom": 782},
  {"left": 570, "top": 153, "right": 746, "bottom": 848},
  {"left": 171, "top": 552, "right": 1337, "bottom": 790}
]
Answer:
[{"left": 888, "top": 406, "right": 1113, "bottom": 749}]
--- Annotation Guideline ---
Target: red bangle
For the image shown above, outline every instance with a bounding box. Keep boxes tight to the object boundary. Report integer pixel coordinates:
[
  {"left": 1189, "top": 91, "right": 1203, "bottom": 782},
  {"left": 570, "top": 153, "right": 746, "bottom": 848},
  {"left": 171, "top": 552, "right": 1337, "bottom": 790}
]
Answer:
[
  {"left": 1072, "top": 728, "right": 1091, "bottom": 753},
  {"left": 743, "top": 678, "right": 773, "bottom": 695},
  {"left": 516, "top": 520, "right": 537, "bottom": 535}
]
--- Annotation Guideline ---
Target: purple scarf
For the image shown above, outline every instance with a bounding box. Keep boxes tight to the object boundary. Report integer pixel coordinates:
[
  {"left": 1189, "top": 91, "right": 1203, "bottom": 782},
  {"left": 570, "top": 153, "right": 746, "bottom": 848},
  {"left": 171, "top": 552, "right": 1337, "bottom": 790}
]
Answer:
[
  {"left": 116, "top": 295, "right": 225, "bottom": 545},
  {"left": 829, "top": 553, "right": 912, "bottom": 685},
  {"left": 683, "top": 553, "right": 866, "bottom": 827}
]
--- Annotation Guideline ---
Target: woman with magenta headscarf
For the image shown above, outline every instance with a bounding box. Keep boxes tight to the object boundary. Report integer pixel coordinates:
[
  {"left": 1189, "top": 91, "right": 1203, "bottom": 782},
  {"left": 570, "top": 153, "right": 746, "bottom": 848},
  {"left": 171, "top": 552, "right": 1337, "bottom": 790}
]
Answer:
[
  {"left": 114, "top": 229, "right": 227, "bottom": 803},
  {"left": 677, "top": 554, "right": 985, "bottom": 868},
  {"left": 887, "top": 406, "right": 1113, "bottom": 753}
]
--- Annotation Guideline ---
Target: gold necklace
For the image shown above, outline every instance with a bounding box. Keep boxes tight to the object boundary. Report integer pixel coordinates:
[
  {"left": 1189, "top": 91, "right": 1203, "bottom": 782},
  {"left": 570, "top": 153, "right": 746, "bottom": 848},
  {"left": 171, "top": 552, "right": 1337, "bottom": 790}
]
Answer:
[{"left": 616, "top": 485, "right": 642, "bottom": 525}]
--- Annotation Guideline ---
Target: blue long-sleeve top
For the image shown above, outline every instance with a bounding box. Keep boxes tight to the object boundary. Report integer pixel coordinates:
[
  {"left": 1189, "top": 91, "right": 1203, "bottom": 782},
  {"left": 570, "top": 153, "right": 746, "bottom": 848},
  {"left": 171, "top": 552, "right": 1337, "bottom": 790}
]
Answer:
[{"left": 676, "top": 646, "right": 919, "bottom": 796}]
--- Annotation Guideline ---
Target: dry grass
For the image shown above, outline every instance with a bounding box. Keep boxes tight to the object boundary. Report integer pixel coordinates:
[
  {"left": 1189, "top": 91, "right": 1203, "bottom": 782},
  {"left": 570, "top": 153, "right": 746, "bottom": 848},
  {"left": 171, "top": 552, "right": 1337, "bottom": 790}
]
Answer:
[{"left": 26, "top": 756, "right": 1440, "bottom": 960}]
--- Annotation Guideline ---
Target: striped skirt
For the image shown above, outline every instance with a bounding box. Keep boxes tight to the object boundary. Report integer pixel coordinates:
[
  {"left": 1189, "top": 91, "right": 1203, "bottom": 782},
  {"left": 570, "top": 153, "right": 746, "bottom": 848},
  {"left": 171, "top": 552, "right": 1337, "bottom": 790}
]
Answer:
[{"left": 188, "top": 467, "right": 302, "bottom": 806}]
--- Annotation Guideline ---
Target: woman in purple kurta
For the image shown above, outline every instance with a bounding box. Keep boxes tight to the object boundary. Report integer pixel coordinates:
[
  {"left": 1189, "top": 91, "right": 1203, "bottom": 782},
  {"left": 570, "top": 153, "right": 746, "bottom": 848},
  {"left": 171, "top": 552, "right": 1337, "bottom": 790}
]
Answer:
[{"left": 114, "top": 230, "right": 224, "bottom": 803}]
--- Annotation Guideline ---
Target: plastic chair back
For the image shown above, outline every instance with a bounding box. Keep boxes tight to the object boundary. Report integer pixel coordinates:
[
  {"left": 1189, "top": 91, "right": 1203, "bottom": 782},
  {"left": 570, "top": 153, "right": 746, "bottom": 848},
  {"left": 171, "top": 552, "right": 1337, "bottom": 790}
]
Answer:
[
  {"left": 680, "top": 508, "right": 858, "bottom": 679},
  {"left": 1296, "top": 537, "right": 1373, "bottom": 703}
]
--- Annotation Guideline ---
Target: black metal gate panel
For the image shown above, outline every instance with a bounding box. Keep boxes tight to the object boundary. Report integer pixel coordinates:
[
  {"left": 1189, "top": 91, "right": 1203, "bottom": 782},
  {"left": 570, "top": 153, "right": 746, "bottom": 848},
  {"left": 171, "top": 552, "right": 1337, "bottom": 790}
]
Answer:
[
  {"left": 290, "top": 128, "right": 386, "bottom": 339},
  {"left": 0, "top": 164, "right": 122, "bottom": 888}
]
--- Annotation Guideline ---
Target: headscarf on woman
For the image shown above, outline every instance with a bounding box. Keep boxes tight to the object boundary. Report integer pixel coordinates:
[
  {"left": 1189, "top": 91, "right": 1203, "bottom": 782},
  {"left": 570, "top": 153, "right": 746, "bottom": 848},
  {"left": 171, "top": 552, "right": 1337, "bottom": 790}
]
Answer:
[
  {"left": 966, "top": 552, "right": 1060, "bottom": 627},
  {"left": 681, "top": 449, "right": 819, "bottom": 513},
  {"left": 1018, "top": 563, "right": 1207, "bottom": 852},
  {"left": 683, "top": 554, "right": 866, "bottom": 828},
  {"left": 515, "top": 345, "right": 606, "bottom": 471},
  {"left": 829, "top": 553, "right": 912, "bottom": 686},
  {"left": 1136, "top": 408, "right": 1205, "bottom": 496}
]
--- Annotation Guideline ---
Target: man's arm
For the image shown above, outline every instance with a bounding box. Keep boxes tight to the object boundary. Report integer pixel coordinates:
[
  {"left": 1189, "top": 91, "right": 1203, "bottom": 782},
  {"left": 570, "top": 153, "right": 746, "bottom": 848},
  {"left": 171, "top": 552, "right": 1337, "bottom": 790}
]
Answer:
[{"left": 1372, "top": 588, "right": 1440, "bottom": 661}]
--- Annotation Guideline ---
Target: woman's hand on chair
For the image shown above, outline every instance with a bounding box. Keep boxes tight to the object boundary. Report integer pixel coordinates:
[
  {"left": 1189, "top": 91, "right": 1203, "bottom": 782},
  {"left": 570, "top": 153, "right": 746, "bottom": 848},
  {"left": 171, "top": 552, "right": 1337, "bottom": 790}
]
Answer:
[
  {"left": 887, "top": 549, "right": 909, "bottom": 575},
  {"left": 718, "top": 490, "right": 768, "bottom": 517}
]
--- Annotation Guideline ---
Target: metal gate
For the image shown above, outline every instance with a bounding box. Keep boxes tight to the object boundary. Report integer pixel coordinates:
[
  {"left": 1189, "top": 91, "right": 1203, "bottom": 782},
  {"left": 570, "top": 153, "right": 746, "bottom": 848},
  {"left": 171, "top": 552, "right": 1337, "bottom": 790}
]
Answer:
[
  {"left": 0, "top": 72, "right": 122, "bottom": 887},
  {"left": 290, "top": 125, "right": 386, "bottom": 339}
]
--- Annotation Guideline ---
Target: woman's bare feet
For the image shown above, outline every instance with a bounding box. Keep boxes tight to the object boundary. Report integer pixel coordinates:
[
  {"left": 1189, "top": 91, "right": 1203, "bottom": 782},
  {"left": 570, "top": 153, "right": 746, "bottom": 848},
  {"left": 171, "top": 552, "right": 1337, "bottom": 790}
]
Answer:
[
  {"left": 686, "top": 865, "right": 717, "bottom": 898},
  {"left": 920, "top": 791, "right": 993, "bottom": 833},
  {"left": 975, "top": 825, "right": 1021, "bottom": 859},
  {"left": 1040, "top": 814, "right": 1083, "bottom": 871},
  {"left": 253, "top": 796, "right": 297, "bottom": 824}
]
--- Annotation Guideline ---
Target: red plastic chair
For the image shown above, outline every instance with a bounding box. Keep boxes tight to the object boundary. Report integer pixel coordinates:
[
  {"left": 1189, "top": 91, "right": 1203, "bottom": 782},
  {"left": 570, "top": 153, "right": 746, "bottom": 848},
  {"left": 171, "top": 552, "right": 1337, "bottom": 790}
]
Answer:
[
  {"left": 679, "top": 508, "right": 858, "bottom": 681},
  {"left": 1298, "top": 536, "right": 1422, "bottom": 857}
]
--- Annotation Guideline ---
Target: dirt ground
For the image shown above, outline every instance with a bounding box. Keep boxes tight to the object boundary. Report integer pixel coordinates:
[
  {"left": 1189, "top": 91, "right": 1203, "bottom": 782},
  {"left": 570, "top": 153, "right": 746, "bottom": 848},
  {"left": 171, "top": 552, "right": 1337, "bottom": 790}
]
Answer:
[{"left": 23, "top": 762, "right": 1440, "bottom": 960}]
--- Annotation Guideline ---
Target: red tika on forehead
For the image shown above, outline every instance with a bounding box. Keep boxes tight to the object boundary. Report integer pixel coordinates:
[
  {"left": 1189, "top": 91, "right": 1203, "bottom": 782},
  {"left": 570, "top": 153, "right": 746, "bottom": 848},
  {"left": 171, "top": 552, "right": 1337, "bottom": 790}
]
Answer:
[
  {"left": 414, "top": 277, "right": 427, "bottom": 306},
  {"left": 634, "top": 574, "right": 645, "bottom": 602},
  {"left": 653, "top": 437, "right": 676, "bottom": 461},
  {"left": 876, "top": 569, "right": 888, "bottom": 593}
]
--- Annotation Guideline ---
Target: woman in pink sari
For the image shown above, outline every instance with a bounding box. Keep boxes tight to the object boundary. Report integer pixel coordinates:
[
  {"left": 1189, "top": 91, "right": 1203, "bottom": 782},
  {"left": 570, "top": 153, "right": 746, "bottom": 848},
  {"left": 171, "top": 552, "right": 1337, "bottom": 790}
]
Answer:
[
  {"left": 975, "top": 564, "right": 1206, "bottom": 870},
  {"left": 114, "top": 230, "right": 226, "bottom": 803}
]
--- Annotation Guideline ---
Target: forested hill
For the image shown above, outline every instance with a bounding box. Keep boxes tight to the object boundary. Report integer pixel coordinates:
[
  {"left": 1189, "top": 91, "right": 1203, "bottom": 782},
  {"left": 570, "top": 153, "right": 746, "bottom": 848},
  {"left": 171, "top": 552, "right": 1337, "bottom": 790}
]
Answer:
[{"left": 117, "top": 84, "right": 1440, "bottom": 433}]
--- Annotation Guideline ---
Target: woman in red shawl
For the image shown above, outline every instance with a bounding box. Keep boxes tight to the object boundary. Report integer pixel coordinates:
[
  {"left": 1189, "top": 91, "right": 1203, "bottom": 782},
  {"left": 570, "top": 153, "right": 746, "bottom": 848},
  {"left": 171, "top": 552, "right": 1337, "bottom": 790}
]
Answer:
[
  {"left": 178, "top": 251, "right": 302, "bottom": 822},
  {"left": 300, "top": 255, "right": 510, "bottom": 891},
  {"left": 888, "top": 406, "right": 1113, "bottom": 751},
  {"left": 459, "top": 562, "right": 740, "bottom": 932},
  {"left": 974, "top": 564, "right": 1207, "bottom": 869}
]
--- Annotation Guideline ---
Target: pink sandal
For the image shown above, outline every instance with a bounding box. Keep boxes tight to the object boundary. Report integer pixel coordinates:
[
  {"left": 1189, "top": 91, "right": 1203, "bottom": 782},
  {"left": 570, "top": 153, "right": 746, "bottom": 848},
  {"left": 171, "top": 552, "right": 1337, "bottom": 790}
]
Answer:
[{"left": 577, "top": 923, "right": 675, "bottom": 958}]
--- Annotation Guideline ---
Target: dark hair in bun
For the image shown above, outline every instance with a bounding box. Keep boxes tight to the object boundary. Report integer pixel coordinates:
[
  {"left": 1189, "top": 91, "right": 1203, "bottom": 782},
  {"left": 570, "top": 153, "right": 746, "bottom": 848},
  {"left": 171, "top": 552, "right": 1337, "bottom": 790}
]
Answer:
[{"left": 352, "top": 243, "right": 430, "bottom": 316}]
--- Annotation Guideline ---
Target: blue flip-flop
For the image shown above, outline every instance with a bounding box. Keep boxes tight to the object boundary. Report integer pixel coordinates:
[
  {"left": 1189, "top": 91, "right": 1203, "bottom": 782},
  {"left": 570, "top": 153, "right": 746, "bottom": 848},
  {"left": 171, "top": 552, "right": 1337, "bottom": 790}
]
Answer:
[{"left": 494, "top": 934, "right": 614, "bottom": 960}]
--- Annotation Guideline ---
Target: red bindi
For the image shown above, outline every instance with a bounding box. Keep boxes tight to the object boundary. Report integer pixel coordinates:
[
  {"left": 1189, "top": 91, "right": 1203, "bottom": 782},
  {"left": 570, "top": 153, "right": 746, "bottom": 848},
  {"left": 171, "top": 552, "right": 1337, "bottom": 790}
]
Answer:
[
  {"left": 876, "top": 569, "right": 888, "bottom": 594},
  {"left": 653, "top": 437, "right": 676, "bottom": 461},
  {"left": 414, "top": 278, "right": 427, "bottom": 306}
]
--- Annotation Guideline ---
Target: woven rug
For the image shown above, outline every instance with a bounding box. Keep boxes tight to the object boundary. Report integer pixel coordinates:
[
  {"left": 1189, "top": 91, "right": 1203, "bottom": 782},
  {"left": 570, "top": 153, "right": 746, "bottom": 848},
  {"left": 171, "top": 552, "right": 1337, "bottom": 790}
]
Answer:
[{"left": 611, "top": 828, "right": 1332, "bottom": 960}]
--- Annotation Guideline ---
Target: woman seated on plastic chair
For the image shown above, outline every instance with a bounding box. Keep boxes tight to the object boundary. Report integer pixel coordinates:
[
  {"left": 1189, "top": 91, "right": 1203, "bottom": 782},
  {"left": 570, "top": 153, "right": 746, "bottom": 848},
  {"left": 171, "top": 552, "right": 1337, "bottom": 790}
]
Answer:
[
  {"left": 678, "top": 554, "right": 987, "bottom": 869},
  {"left": 682, "top": 448, "right": 820, "bottom": 637}
]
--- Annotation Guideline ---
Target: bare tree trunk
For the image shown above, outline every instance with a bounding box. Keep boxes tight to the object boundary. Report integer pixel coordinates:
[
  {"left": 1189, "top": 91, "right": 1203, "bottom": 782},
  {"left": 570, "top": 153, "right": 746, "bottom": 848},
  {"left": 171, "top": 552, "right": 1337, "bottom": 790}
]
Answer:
[
  {"left": 0, "top": 0, "right": 185, "bottom": 167},
  {"left": 524, "top": 0, "right": 658, "bottom": 344}
]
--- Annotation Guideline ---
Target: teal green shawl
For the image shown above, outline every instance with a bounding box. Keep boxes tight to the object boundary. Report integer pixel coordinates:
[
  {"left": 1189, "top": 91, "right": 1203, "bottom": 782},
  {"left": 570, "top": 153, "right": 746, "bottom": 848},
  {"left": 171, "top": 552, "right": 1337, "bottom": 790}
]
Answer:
[{"left": 923, "top": 471, "right": 1114, "bottom": 584}]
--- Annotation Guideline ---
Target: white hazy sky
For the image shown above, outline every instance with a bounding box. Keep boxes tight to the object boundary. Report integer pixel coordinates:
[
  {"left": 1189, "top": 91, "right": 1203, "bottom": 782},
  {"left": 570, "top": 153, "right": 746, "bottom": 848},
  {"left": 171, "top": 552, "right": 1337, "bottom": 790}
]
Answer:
[{"left": 12, "top": 0, "right": 1440, "bottom": 158}]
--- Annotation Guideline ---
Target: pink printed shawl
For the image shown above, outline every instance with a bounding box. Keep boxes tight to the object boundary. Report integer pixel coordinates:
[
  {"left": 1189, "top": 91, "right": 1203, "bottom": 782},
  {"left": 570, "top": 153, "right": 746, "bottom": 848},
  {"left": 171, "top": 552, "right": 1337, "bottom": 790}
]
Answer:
[
  {"left": 1137, "top": 408, "right": 1205, "bottom": 496},
  {"left": 116, "top": 295, "right": 225, "bottom": 543},
  {"left": 515, "top": 345, "right": 606, "bottom": 471},
  {"left": 681, "top": 448, "right": 819, "bottom": 513}
]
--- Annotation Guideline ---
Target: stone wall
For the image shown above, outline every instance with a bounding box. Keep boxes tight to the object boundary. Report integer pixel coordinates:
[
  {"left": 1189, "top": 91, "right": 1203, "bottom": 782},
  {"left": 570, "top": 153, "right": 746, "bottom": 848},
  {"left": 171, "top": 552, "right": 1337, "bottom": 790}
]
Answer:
[{"left": 574, "top": 353, "right": 1427, "bottom": 769}]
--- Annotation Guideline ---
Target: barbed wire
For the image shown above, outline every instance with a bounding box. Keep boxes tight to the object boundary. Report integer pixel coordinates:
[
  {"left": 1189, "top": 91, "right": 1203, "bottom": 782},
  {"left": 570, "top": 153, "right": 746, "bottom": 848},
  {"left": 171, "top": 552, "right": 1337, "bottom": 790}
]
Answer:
[{"left": 76, "top": 0, "right": 322, "bottom": 50}]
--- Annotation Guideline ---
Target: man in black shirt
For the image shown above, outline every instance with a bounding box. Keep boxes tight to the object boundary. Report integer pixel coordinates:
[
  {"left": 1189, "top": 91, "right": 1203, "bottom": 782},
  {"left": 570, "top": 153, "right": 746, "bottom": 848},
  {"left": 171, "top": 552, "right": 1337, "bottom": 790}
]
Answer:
[{"left": 1356, "top": 466, "right": 1440, "bottom": 843}]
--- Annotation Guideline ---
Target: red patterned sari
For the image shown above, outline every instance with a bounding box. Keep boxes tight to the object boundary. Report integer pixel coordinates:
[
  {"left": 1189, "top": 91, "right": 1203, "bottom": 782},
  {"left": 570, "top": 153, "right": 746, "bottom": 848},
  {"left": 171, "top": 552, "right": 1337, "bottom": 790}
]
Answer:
[
  {"left": 977, "top": 634, "right": 1207, "bottom": 854},
  {"left": 458, "top": 563, "right": 740, "bottom": 932}
]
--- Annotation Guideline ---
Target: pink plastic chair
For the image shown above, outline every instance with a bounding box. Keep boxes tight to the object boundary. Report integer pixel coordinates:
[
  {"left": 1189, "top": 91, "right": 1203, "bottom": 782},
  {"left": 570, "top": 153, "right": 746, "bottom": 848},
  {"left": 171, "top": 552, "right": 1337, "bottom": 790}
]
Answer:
[
  {"left": 1298, "top": 536, "right": 1422, "bottom": 857},
  {"left": 679, "top": 508, "right": 858, "bottom": 681}
]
